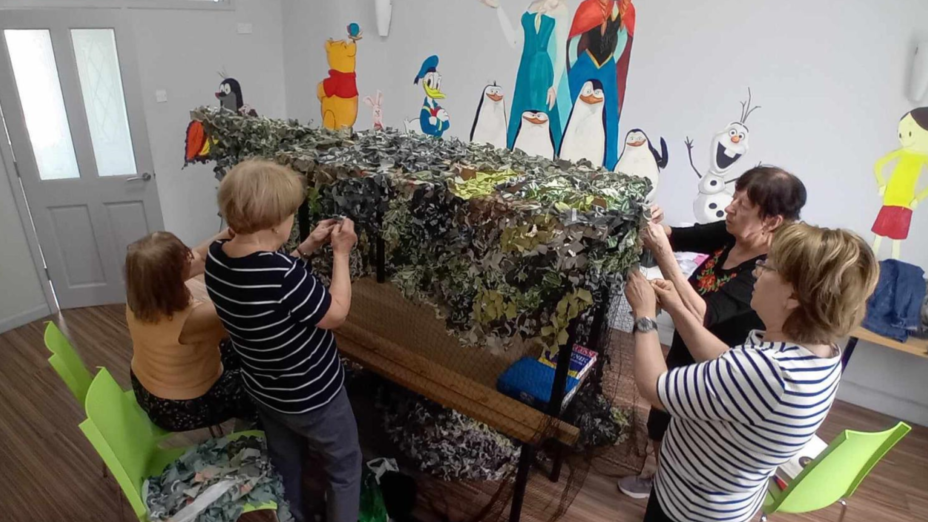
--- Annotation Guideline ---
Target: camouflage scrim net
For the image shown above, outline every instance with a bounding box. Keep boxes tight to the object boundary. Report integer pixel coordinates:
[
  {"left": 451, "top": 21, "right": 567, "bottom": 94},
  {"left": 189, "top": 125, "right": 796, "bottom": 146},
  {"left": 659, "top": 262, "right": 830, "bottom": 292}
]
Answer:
[{"left": 188, "top": 108, "right": 652, "bottom": 521}]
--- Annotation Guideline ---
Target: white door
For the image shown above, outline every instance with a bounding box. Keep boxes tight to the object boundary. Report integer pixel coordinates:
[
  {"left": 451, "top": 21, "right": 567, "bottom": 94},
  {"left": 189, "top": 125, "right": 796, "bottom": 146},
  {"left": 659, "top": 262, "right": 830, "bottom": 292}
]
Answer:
[{"left": 0, "top": 9, "right": 163, "bottom": 309}]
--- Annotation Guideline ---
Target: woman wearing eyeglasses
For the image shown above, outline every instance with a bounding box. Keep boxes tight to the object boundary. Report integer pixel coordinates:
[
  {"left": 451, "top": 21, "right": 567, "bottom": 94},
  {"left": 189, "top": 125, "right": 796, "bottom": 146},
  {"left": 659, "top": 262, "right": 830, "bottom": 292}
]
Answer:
[
  {"left": 624, "top": 223, "right": 879, "bottom": 522},
  {"left": 619, "top": 166, "right": 809, "bottom": 499}
]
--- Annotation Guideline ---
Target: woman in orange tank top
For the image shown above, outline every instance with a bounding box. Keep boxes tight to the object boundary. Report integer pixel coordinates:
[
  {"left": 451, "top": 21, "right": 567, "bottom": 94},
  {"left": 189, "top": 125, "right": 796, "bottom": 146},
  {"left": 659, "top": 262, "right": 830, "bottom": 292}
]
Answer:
[{"left": 125, "top": 229, "right": 253, "bottom": 432}]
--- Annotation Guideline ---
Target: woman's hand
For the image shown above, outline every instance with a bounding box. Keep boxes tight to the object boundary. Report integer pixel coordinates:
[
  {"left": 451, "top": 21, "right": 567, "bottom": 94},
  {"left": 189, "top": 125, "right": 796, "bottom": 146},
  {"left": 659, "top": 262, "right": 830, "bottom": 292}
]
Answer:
[
  {"left": 652, "top": 279, "right": 684, "bottom": 314},
  {"left": 649, "top": 205, "right": 665, "bottom": 225},
  {"left": 309, "top": 219, "right": 338, "bottom": 245},
  {"left": 642, "top": 221, "right": 673, "bottom": 260},
  {"left": 331, "top": 218, "right": 358, "bottom": 256},
  {"left": 625, "top": 271, "right": 657, "bottom": 318}
]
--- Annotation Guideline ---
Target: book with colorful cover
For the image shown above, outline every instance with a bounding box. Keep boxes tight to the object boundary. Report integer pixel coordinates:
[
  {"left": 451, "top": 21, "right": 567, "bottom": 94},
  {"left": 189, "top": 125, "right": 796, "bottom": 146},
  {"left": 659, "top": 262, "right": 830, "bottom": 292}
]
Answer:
[{"left": 539, "top": 344, "right": 598, "bottom": 382}]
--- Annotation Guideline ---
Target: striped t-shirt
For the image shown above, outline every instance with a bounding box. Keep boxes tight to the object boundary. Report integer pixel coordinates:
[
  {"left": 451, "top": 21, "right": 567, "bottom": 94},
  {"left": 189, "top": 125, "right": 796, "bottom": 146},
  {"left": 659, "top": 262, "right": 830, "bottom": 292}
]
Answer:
[
  {"left": 204, "top": 240, "right": 343, "bottom": 414},
  {"left": 655, "top": 331, "right": 842, "bottom": 522}
]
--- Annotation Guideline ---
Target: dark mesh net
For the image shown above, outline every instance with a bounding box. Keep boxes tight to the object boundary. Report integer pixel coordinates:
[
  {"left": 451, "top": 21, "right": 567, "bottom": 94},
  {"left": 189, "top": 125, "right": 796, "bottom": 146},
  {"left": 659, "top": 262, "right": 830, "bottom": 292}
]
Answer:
[{"left": 189, "top": 108, "right": 652, "bottom": 522}]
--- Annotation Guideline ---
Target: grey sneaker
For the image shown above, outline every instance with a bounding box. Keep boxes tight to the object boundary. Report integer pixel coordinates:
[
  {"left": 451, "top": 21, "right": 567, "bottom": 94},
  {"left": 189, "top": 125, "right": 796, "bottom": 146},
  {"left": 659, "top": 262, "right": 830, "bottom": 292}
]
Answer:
[{"left": 617, "top": 474, "right": 653, "bottom": 499}]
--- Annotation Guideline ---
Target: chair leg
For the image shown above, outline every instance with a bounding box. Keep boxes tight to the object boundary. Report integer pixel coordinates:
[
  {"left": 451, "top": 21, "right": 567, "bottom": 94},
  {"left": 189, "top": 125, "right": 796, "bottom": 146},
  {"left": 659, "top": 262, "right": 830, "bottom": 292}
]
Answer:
[
  {"left": 102, "top": 461, "right": 108, "bottom": 478},
  {"left": 837, "top": 499, "right": 848, "bottom": 522}
]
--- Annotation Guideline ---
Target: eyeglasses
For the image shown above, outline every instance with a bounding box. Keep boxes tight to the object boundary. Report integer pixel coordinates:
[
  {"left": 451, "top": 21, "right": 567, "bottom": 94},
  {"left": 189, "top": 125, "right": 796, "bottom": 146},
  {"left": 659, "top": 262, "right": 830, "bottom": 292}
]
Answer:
[{"left": 755, "top": 258, "right": 777, "bottom": 274}]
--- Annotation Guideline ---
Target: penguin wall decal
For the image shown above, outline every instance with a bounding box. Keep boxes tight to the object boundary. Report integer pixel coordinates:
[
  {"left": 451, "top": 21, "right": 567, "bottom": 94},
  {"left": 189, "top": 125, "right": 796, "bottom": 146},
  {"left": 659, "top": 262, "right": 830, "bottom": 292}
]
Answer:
[
  {"left": 470, "top": 82, "right": 507, "bottom": 149},
  {"left": 559, "top": 80, "right": 607, "bottom": 167},
  {"left": 512, "top": 110, "right": 555, "bottom": 160},
  {"left": 615, "top": 128, "right": 668, "bottom": 202}
]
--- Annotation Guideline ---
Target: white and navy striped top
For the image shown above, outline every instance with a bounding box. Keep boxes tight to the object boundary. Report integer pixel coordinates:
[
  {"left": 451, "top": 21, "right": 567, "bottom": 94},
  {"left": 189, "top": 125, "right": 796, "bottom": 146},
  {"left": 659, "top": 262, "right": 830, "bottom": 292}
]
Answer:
[
  {"left": 655, "top": 331, "right": 842, "bottom": 522},
  {"left": 204, "top": 240, "right": 343, "bottom": 415}
]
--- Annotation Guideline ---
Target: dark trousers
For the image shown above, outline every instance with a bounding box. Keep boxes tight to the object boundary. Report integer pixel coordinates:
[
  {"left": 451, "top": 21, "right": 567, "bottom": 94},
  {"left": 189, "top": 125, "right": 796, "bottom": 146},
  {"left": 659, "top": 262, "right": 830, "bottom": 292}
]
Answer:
[
  {"left": 644, "top": 489, "right": 674, "bottom": 522},
  {"left": 258, "top": 388, "right": 362, "bottom": 522}
]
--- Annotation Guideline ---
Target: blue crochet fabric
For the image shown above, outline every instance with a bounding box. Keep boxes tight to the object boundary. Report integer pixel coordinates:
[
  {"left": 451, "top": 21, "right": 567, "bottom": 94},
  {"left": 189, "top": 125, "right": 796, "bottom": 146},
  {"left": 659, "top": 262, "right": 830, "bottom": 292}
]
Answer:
[{"left": 862, "top": 260, "right": 926, "bottom": 342}]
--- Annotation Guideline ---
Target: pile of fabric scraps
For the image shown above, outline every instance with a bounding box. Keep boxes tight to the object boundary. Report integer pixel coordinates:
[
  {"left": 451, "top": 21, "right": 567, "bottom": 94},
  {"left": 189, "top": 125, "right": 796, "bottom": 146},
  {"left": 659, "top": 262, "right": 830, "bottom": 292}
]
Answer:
[
  {"left": 143, "top": 435, "right": 293, "bottom": 522},
  {"left": 376, "top": 384, "right": 518, "bottom": 481}
]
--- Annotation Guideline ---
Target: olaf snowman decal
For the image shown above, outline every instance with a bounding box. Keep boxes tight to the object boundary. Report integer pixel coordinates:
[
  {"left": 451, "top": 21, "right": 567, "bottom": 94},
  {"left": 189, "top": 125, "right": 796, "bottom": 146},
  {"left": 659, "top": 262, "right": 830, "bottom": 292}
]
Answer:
[{"left": 686, "top": 90, "right": 760, "bottom": 223}]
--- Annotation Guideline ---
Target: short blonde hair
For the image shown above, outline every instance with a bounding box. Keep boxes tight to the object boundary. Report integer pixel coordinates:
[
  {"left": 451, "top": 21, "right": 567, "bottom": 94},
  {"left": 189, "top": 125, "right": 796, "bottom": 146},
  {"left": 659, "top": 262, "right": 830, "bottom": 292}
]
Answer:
[
  {"left": 218, "top": 159, "right": 305, "bottom": 234},
  {"left": 771, "top": 223, "right": 880, "bottom": 345}
]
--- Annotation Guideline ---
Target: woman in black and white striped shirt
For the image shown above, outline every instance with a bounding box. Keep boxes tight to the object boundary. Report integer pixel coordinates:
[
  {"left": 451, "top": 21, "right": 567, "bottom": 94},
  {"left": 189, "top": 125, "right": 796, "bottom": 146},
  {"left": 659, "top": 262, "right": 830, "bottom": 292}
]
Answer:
[
  {"left": 207, "top": 160, "right": 359, "bottom": 522},
  {"left": 625, "top": 223, "right": 879, "bottom": 522}
]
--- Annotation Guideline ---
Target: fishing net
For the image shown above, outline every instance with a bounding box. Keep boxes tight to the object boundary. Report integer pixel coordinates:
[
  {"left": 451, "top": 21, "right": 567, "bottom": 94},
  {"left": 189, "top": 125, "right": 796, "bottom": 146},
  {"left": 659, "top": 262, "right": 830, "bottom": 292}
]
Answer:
[{"left": 188, "top": 108, "right": 651, "bottom": 522}]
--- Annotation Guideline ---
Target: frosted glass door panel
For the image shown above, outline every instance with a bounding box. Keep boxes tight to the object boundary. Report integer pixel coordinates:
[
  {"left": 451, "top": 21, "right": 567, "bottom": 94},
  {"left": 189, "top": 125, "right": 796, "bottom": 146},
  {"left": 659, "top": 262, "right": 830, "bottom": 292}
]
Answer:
[
  {"left": 4, "top": 29, "right": 80, "bottom": 181},
  {"left": 71, "top": 29, "right": 137, "bottom": 177}
]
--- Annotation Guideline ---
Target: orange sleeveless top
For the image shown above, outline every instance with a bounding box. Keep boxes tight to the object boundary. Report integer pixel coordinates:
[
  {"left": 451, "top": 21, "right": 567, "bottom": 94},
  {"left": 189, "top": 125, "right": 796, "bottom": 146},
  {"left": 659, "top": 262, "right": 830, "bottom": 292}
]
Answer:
[{"left": 127, "top": 301, "right": 223, "bottom": 400}]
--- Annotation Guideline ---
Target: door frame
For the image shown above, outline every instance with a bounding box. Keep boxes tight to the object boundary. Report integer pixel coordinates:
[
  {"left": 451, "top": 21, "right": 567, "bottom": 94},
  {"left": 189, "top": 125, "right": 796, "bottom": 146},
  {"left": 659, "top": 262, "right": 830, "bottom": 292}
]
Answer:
[{"left": 0, "top": 106, "right": 57, "bottom": 315}]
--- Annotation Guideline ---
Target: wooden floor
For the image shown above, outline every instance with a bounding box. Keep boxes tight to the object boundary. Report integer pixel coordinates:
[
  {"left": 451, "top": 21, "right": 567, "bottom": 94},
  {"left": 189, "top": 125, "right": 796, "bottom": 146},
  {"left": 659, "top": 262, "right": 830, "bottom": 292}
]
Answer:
[{"left": 1, "top": 305, "right": 926, "bottom": 522}]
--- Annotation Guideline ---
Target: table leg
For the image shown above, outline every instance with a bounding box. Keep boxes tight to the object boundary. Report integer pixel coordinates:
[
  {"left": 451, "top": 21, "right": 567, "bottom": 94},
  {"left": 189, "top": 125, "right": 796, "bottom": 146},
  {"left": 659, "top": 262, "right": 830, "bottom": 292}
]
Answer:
[{"left": 509, "top": 443, "right": 534, "bottom": 522}]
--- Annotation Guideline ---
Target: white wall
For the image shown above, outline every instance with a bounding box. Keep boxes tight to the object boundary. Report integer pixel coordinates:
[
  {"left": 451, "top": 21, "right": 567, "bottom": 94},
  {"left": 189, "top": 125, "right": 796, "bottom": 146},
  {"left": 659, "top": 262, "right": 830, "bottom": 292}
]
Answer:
[
  {"left": 282, "top": 0, "right": 928, "bottom": 426},
  {"left": 130, "top": 0, "right": 288, "bottom": 246},
  {"left": 0, "top": 155, "right": 50, "bottom": 332}
]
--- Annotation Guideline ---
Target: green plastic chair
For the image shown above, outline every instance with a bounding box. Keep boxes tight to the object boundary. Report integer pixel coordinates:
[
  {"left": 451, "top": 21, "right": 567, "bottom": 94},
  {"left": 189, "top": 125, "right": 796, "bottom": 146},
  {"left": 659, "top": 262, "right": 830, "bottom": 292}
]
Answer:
[
  {"left": 79, "top": 368, "right": 277, "bottom": 521},
  {"left": 44, "top": 322, "right": 94, "bottom": 405},
  {"left": 762, "top": 422, "right": 912, "bottom": 522}
]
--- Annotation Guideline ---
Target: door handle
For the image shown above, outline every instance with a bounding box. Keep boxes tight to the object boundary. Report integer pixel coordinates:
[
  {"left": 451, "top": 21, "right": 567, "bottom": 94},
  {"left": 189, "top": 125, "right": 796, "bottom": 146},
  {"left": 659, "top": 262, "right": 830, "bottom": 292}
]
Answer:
[{"left": 126, "top": 172, "right": 152, "bottom": 182}]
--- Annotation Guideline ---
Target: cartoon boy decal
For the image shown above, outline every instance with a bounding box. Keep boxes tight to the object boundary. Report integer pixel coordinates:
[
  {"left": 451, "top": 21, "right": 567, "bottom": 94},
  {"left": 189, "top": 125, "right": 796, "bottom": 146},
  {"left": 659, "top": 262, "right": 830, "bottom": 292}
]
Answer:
[{"left": 872, "top": 107, "right": 928, "bottom": 259}]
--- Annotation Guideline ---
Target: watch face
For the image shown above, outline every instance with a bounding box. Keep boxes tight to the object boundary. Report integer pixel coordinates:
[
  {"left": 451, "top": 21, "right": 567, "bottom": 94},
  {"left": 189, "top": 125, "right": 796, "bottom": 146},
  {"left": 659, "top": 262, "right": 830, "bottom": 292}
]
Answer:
[{"left": 635, "top": 318, "right": 657, "bottom": 332}]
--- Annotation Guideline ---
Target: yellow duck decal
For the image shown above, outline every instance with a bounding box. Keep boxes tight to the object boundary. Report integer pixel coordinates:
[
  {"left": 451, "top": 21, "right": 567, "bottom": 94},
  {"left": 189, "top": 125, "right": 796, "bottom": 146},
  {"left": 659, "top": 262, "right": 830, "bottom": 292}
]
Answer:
[{"left": 317, "top": 24, "right": 361, "bottom": 130}]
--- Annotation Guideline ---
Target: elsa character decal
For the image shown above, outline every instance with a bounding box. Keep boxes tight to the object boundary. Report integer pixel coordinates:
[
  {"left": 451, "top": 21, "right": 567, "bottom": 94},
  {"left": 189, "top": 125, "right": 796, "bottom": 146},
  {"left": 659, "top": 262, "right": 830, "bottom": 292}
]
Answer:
[{"left": 484, "top": 0, "right": 569, "bottom": 152}]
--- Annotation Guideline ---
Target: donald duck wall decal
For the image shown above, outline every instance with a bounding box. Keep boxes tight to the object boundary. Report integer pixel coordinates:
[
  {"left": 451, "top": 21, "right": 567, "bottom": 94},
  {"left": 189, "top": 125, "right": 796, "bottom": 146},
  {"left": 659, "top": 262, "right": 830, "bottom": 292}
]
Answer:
[{"left": 413, "top": 55, "right": 450, "bottom": 138}]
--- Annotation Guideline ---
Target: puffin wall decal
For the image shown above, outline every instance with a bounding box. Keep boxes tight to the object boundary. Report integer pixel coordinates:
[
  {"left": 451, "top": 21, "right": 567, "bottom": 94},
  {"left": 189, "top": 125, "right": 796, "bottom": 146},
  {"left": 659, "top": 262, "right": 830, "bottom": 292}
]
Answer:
[
  {"left": 559, "top": 80, "right": 607, "bottom": 166},
  {"left": 513, "top": 110, "right": 555, "bottom": 160},
  {"left": 470, "top": 82, "right": 508, "bottom": 149}
]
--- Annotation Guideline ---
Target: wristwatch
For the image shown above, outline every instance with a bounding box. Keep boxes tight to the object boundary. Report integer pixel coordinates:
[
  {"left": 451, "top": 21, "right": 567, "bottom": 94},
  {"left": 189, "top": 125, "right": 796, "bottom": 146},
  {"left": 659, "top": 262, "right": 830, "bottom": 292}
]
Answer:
[{"left": 634, "top": 317, "right": 659, "bottom": 334}]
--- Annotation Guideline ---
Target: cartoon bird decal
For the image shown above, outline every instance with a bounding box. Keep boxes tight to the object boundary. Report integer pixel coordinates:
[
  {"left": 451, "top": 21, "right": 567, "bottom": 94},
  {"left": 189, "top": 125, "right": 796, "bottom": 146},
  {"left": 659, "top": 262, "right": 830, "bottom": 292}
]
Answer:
[
  {"left": 559, "top": 80, "right": 607, "bottom": 167},
  {"left": 615, "top": 128, "right": 668, "bottom": 202},
  {"left": 513, "top": 110, "right": 555, "bottom": 160},
  {"left": 317, "top": 24, "right": 362, "bottom": 130},
  {"left": 414, "top": 55, "right": 450, "bottom": 138},
  {"left": 470, "top": 82, "right": 507, "bottom": 149}
]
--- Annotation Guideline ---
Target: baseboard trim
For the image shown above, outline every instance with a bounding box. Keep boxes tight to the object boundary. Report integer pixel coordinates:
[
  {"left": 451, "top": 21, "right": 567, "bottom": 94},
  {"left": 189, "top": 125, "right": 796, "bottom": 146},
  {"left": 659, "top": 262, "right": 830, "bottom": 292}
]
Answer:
[
  {"left": 0, "top": 304, "right": 51, "bottom": 334},
  {"left": 837, "top": 380, "right": 928, "bottom": 428}
]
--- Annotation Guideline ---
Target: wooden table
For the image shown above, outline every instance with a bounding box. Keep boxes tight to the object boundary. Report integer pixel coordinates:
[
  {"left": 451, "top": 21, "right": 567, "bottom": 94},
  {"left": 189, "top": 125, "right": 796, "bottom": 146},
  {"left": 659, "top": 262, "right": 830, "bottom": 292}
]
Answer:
[{"left": 843, "top": 326, "right": 928, "bottom": 369}]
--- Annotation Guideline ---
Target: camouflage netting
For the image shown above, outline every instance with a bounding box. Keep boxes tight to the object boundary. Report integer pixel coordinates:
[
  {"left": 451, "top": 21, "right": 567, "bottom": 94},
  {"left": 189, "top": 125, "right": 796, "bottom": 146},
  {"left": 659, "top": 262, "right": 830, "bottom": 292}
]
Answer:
[{"left": 187, "top": 108, "right": 653, "bottom": 521}]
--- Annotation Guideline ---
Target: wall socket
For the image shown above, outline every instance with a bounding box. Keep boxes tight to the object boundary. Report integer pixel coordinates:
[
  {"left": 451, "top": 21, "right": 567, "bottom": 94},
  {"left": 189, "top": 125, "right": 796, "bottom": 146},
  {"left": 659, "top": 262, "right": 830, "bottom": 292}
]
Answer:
[
  {"left": 155, "top": 90, "right": 168, "bottom": 103},
  {"left": 237, "top": 23, "right": 253, "bottom": 35}
]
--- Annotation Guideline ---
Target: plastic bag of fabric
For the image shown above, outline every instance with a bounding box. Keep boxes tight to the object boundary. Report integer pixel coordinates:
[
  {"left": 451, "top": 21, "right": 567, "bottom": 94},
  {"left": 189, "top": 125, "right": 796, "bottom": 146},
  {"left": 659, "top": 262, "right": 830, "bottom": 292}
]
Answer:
[{"left": 359, "top": 467, "right": 388, "bottom": 522}]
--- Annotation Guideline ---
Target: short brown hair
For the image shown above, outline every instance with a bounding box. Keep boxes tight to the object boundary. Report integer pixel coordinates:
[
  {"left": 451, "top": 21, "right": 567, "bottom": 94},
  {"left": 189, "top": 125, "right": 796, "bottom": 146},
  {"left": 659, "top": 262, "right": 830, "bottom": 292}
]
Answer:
[
  {"left": 218, "top": 159, "right": 305, "bottom": 234},
  {"left": 771, "top": 223, "right": 880, "bottom": 345},
  {"left": 735, "top": 166, "right": 807, "bottom": 221},
  {"left": 126, "top": 232, "right": 191, "bottom": 323}
]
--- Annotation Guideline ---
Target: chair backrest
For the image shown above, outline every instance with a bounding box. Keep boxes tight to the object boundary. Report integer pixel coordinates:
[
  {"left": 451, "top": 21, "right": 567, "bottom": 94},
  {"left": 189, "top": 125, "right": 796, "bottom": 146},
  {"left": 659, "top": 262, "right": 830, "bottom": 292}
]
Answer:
[
  {"left": 768, "top": 422, "right": 912, "bottom": 515},
  {"left": 79, "top": 368, "right": 161, "bottom": 520},
  {"left": 44, "top": 322, "right": 93, "bottom": 405}
]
